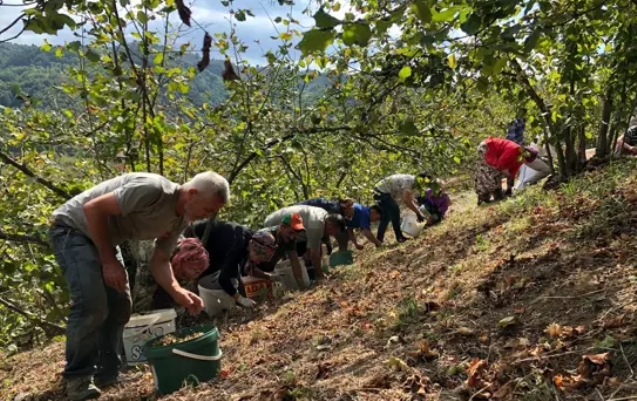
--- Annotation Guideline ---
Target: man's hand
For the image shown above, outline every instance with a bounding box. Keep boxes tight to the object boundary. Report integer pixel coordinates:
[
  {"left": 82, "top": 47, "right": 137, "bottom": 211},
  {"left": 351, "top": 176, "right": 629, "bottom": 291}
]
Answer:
[
  {"left": 236, "top": 295, "right": 257, "bottom": 308},
  {"left": 416, "top": 213, "right": 426, "bottom": 223},
  {"left": 102, "top": 260, "right": 127, "bottom": 292},
  {"left": 355, "top": 243, "right": 365, "bottom": 250},
  {"left": 170, "top": 287, "right": 204, "bottom": 315},
  {"left": 630, "top": 146, "right": 637, "bottom": 155}
]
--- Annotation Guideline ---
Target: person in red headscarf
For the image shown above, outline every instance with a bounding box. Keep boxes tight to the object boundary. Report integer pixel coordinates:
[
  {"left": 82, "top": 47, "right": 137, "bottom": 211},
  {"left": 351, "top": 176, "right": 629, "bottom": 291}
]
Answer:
[{"left": 478, "top": 137, "right": 551, "bottom": 192}]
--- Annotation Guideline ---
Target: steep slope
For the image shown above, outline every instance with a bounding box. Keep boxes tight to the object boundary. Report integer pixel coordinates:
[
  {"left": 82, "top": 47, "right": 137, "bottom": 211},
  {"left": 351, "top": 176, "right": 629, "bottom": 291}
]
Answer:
[{"left": 3, "top": 159, "right": 637, "bottom": 401}]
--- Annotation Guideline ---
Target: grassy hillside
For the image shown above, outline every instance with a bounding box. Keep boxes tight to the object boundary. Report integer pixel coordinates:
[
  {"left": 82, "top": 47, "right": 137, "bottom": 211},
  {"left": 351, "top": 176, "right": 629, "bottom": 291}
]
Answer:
[{"left": 3, "top": 159, "right": 637, "bottom": 400}]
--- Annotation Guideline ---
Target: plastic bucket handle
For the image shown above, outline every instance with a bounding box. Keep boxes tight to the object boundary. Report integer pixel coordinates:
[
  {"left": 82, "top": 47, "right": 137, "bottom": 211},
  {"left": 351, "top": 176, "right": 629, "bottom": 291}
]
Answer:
[
  {"left": 123, "top": 314, "right": 161, "bottom": 339},
  {"left": 171, "top": 348, "right": 224, "bottom": 361}
]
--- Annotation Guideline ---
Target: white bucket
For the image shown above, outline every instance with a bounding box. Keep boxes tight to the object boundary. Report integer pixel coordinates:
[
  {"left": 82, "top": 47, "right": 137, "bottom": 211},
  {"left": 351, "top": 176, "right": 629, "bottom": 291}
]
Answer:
[
  {"left": 401, "top": 210, "right": 426, "bottom": 238},
  {"left": 198, "top": 274, "right": 237, "bottom": 317},
  {"left": 123, "top": 308, "right": 177, "bottom": 366},
  {"left": 274, "top": 260, "right": 300, "bottom": 291}
]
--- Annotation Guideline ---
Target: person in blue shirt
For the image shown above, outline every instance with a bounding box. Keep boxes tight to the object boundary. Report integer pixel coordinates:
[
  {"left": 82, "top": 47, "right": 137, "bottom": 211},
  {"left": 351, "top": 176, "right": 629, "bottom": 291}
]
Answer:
[
  {"left": 296, "top": 197, "right": 355, "bottom": 220},
  {"left": 345, "top": 203, "right": 383, "bottom": 249},
  {"left": 294, "top": 198, "right": 382, "bottom": 251}
]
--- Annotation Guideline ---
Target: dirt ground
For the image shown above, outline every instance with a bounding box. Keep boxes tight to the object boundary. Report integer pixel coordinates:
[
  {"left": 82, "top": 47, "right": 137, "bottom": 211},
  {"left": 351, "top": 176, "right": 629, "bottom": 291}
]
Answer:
[{"left": 3, "top": 159, "right": 637, "bottom": 401}]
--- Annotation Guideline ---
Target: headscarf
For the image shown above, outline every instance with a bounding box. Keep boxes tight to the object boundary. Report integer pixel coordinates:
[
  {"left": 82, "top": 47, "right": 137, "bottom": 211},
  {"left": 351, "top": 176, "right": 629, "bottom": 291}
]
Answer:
[
  {"left": 250, "top": 230, "right": 277, "bottom": 262},
  {"left": 170, "top": 237, "right": 209, "bottom": 280}
]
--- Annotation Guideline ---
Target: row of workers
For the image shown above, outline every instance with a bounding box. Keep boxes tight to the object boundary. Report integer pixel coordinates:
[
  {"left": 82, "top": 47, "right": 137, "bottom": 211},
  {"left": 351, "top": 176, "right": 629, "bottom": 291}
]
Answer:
[{"left": 48, "top": 169, "right": 449, "bottom": 400}]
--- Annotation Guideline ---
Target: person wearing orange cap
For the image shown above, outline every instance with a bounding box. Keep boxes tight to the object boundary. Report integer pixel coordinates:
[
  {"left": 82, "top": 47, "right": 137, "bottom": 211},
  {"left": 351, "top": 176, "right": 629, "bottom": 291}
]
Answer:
[
  {"left": 248, "top": 212, "right": 307, "bottom": 289},
  {"left": 264, "top": 205, "right": 346, "bottom": 283}
]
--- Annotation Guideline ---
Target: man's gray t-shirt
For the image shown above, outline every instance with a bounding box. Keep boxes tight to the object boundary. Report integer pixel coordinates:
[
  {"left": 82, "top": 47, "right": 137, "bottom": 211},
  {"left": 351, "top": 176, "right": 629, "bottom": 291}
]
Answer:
[
  {"left": 264, "top": 205, "right": 327, "bottom": 251},
  {"left": 52, "top": 173, "right": 187, "bottom": 255},
  {"left": 375, "top": 174, "right": 416, "bottom": 202}
]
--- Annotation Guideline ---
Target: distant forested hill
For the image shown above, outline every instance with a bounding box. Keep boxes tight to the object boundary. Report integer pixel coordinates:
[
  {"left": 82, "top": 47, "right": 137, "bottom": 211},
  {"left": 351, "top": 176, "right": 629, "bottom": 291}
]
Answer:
[{"left": 0, "top": 42, "right": 331, "bottom": 109}]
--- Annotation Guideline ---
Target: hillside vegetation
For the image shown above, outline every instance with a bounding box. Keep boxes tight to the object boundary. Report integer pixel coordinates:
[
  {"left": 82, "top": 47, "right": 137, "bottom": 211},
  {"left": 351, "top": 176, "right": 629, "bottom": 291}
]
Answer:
[
  {"left": 3, "top": 159, "right": 637, "bottom": 401},
  {"left": 0, "top": 43, "right": 330, "bottom": 109}
]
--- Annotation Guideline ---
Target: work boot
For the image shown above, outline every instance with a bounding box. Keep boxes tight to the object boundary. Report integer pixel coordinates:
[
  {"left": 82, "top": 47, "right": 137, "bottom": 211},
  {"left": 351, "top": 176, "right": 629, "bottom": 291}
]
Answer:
[
  {"left": 65, "top": 376, "right": 101, "bottom": 401},
  {"left": 95, "top": 372, "right": 132, "bottom": 389}
]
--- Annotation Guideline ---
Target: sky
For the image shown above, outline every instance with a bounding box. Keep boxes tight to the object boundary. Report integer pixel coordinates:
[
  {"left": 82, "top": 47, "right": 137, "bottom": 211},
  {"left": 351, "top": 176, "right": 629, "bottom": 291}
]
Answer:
[{"left": 0, "top": 0, "right": 364, "bottom": 66}]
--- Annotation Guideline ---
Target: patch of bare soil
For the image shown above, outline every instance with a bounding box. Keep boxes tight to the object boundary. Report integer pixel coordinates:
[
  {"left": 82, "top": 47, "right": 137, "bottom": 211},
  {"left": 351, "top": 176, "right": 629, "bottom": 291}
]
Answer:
[{"left": 4, "top": 168, "right": 637, "bottom": 401}]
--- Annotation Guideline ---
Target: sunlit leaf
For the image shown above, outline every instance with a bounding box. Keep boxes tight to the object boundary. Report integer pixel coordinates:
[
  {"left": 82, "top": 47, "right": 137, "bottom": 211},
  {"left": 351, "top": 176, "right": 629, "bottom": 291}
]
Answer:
[
  {"left": 342, "top": 22, "right": 372, "bottom": 47},
  {"left": 398, "top": 66, "right": 412, "bottom": 80}
]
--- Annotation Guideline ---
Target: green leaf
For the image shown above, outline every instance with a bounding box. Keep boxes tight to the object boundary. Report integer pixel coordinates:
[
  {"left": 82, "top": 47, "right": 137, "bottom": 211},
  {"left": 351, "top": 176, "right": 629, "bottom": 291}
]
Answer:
[
  {"left": 154, "top": 53, "right": 164, "bottom": 64},
  {"left": 55, "top": 46, "right": 64, "bottom": 58},
  {"left": 279, "top": 32, "right": 292, "bottom": 41},
  {"left": 412, "top": 0, "right": 432, "bottom": 24},
  {"left": 274, "top": 16, "right": 282, "bottom": 23},
  {"left": 376, "top": 20, "right": 392, "bottom": 35},
  {"left": 297, "top": 29, "right": 336, "bottom": 55},
  {"left": 460, "top": 13, "right": 481, "bottom": 36},
  {"left": 476, "top": 76, "right": 489, "bottom": 93},
  {"left": 524, "top": 30, "right": 541, "bottom": 54},
  {"left": 314, "top": 7, "right": 341, "bottom": 29},
  {"left": 432, "top": 6, "right": 458, "bottom": 22},
  {"left": 453, "top": 156, "right": 461, "bottom": 164},
  {"left": 493, "top": 57, "right": 507, "bottom": 75},
  {"left": 448, "top": 54, "right": 457, "bottom": 69},
  {"left": 85, "top": 49, "right": 100, "bottom": 63},
  {"left": 137, "top": 11, "right": 149, "bottom": 24},
  {"left": 235, "top": 10, "right": 246, "bottom": 21},
  {"left": 40, "top": 41, "right": 52, "bottom": 52},
  {"left": 398, "top": 66, "right": 412, "bottom": 80},
  {"left": 341, "top": 22, "right": 372, "bottom": 47},
  {"left": 400, "top": 119, "right": 419, "bottom": 135}
]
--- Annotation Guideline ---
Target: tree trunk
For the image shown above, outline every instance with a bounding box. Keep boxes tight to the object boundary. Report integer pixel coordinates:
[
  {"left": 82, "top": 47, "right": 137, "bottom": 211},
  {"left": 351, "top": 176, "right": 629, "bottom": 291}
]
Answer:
[
  {"left": 577, "top": 125, "right": 587, "bottom": 165},
  {"left": 595, "top": 86, "right": 613, "bottom": 159}
]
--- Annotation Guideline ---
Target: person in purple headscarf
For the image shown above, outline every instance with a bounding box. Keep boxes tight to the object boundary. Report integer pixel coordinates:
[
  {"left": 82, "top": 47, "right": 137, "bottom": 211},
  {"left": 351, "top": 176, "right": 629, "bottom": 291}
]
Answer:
[{"left": 416, "top": 179, "right": 450, "bottom": 226}]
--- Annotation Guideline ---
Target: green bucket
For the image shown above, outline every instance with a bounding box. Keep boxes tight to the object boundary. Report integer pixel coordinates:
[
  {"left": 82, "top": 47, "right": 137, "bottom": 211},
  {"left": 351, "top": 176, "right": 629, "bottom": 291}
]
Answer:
[
  {"left": 330, "top": 250, "right": 354, "bottom": 267},
  {"left": 143, "top": 325, "right": 222, "bottom": 395}
]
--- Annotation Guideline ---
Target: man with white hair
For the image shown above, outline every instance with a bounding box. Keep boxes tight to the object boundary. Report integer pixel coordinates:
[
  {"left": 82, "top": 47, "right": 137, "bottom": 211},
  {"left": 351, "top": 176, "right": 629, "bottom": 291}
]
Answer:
[{"left": 48, "top": 171, "right": 229, "bottom": 401}]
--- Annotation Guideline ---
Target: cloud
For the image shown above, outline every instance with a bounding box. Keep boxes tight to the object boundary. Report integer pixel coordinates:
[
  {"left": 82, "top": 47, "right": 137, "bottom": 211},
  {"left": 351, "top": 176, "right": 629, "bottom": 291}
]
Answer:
[
  {"left": 0, "top": 0, "right": 317, "bottom": 64},
  {"left": 0, "top": 0, "right": 407, "bottom": 75}
]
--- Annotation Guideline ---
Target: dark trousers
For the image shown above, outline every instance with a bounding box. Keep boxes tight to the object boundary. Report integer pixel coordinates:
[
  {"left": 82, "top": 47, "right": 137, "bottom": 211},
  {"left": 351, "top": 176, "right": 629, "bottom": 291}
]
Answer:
[
  {"left": 374, "top": 191, "right": 402, "bottom": 242},
  {"left": 506, "top": 177, "right": 515, "bottom": 193},
  {"left": 49, "top": 225, "right": 131, "bottom": 379}
]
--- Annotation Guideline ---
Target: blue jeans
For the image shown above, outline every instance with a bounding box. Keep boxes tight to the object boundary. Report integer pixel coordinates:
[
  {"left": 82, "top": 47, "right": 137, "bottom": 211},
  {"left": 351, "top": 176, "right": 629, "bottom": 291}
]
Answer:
[
  {"left": 49, "top": 225, "right": 132, "bottom": 379},
  {"left": 375, "top": 191, "right": 403, "bottom": 242}
]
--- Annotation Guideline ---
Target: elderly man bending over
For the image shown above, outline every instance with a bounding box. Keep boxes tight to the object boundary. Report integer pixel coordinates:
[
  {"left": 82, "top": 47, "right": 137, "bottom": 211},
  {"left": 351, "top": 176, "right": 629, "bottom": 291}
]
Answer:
[{"left": 48, "top": 171, "right": 229, "bottom": 401}]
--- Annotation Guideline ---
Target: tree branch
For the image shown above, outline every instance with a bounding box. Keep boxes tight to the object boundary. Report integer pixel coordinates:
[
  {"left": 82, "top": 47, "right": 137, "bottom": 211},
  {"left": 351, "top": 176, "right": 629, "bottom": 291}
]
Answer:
[
  {"left": 227, "top": 125, "right": 352, "bottom": 184},
  {"left": 0, "top": 12, "right": 24, "bottom": 36},
  {"left": 0, "top": 231, "right": 49, "bottom": 247},
  {"left": 0, "top": 295, "right": 65, "bottom": 335},
  {"left": 0, "top": 151, "right": 72, "bottom": 200}
]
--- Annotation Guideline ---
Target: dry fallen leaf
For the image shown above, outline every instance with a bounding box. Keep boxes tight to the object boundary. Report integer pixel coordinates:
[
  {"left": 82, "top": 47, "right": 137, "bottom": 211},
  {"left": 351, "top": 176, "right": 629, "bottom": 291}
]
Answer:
[
  {"left": 466, "top": 358, "right": 488, "bottom": 388},
  {"left": 456, "top": 327, "right": 475, "bottom": 336},
  {"left": 553, "top": 374, "right": 564, "bottom": 389},
  {"left": 582, "top": 352, "right": 610, "bottom": 365},
  {"left": 546, "top": 322, "right": 562, "bottom": 338},
  {"left": 390, "top": 270, "right": 400, "bottom": 279}
]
